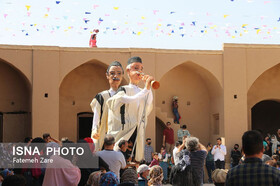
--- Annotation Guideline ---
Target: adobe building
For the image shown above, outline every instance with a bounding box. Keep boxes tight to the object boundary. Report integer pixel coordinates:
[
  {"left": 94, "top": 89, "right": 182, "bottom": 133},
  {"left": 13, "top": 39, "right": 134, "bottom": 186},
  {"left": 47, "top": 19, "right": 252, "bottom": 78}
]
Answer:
[{"left": 1, "top": 43, "right": 280, "bottom": 162}]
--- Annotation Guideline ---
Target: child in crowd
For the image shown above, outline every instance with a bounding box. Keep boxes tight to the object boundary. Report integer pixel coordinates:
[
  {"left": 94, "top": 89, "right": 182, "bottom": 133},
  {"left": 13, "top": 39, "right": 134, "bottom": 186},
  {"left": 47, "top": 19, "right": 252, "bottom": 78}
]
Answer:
[{"left": 149, "top": 152, "right": 159, "bottom": 167}]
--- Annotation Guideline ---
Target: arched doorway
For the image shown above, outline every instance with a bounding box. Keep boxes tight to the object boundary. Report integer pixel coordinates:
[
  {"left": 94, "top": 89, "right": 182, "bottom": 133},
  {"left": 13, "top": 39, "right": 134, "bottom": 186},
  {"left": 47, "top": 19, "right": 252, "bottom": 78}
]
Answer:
[
  {"left": 77, "top": 112, "right": 93, "bottom": 140},
  {"left": 248, "top": 63, "right": 280, "bottom": 133},
  {"left": 251, "top": 100, "right": 280, "bottom": 136},
  {"left": 59, "top": 60, "right": 108, "bottom": 141},
  {"left": 0, "top": 59, "right": 31, "bottom": 142},
  {"left": 156, "top": 62, "right": 223, "bottom": 145},
  {"left": 155, "top": 117, "right": 166, "bottom": 152}
]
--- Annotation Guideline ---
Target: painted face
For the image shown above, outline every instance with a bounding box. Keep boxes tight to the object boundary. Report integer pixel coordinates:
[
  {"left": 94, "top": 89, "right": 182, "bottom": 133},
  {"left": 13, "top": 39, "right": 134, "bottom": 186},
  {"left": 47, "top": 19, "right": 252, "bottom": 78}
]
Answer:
[
  {"left": 127, "top": 62, "right": 143, "bottom": 84},
  {"left": 106, "top": 66, "right": 123, "bottom": 88}
]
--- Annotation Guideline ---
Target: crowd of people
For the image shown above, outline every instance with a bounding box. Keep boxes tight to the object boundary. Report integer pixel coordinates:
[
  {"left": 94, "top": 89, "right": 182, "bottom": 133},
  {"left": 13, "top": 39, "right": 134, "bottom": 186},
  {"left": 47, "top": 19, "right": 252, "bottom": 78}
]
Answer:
[
  {"left": 1, "top": 56, "right": 280, "bottom": 185},
  {"left": 0, "top": 128, "right": 280, "bottom": 186}
]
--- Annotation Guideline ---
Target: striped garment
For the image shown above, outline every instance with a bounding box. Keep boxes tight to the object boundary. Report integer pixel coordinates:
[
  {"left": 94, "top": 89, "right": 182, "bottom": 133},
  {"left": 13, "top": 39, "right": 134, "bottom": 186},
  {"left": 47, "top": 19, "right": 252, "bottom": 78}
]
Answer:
[
  {"left": 226, "top": 157, "right": 280, "bottom": 186},
  {"left": 179, "top": 149, "right": 207, "bottom": 185}
]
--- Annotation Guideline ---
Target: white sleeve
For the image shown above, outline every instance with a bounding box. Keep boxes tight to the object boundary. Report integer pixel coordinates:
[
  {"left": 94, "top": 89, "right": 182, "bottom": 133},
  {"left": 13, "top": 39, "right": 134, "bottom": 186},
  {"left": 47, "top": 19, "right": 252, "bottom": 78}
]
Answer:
[
  {"left": 221, "top": 145, "right": 227, "bottom": 155},
  {"left": 91, "top": 107, "right": 100, "bottom": 131},
  {"left": 120, "top": 88, "right": 150, "bottom": 104},
  {"left": 147, "top": 89, "right": 153, "bottom": 104},
  {"left": 120, "top": 153, "right": 127, "bottom": 169},
  {"left": 211, "top": 146, "right": 216, "bottom": 155}
]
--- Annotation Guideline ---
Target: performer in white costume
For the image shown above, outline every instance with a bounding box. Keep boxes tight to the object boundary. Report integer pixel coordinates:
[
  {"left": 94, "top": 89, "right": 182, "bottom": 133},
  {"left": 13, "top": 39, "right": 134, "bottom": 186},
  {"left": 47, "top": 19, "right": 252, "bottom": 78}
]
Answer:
[
  {"left": 107, "top": 56, "right": 154, "bottom": 161},
  {"left": 90, "top": 61, "right": 124, "bottom": 151}
]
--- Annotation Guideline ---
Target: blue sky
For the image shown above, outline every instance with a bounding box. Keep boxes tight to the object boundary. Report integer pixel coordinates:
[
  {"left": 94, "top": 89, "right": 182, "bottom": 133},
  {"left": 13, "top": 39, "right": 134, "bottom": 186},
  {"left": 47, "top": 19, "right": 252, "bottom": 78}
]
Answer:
[{"left": 0, "top": 0, "right": 279, "bottom": 50}]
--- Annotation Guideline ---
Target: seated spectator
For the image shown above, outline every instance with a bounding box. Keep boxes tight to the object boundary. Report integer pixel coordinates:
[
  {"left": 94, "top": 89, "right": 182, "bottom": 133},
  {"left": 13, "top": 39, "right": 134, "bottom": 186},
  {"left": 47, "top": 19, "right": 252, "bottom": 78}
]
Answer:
[
  {"left": 211, "top": 169, "right": 228, "bottom": 186},
  {"left": 2, "top": 175, "right": 26, "bottom": 186},
  {"left": 149, "top": 152, "right": 159, "bottom": 167},
  {"left": 137, "top": 164, "right": 150, "bottom": 186},
  {"left": 120, "top": 167, "right": 138, "bottom": 184},
  {"left": 99, "top": 172, "right": 119, "bottom": 186},
  {"left": 148, "top": 165, "right": 163, "bottom": 186},
  {"left": 24, "top": 137, "right": 32, "bottom": 144},
  {"left": 86, "top": 170, "right": 105, "bottom": 186},
  {"left": 272, "top": 154, "right": 279, "bottom": 162},
  {"left": 42, "top": 133, "right": 60, "bottom": 144},
  {"left": 226, "top": 130, "right": 280, "bottom": 186},
  {"left": 262, "top": 153, "right": 272, "bottom": 163},
  {"left": 265, "top": 160, "right": 277, "bottom": 167},
  {"left": 97, "top": 135, "right": 126, "bottom": 180}
]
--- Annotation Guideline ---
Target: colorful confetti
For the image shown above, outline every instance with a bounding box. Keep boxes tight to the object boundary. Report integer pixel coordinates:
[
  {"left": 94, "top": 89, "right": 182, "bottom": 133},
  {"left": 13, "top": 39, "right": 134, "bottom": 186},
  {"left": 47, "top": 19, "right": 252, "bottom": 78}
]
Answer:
[{"left": 0, "top": 0, "right": 278, "bottom": 49}]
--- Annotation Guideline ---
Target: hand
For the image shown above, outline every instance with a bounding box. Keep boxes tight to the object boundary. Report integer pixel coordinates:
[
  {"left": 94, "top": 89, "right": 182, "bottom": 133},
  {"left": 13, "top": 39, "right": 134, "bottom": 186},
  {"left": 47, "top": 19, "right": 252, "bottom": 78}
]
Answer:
[
  {"left": 128, "top": 157, "right": 132, "bottom": 162},
  {"left": 143, "top": 75, "right": 155, "bottom": 90},
  {"left": 162, "top": 143, "right": 165, "bottom": 147},
  {"left": 92, "top": 133, "right": 100, "bottom": 139},
  {"left": 198, "top": 144, "right": 202, "bottom": 150}
]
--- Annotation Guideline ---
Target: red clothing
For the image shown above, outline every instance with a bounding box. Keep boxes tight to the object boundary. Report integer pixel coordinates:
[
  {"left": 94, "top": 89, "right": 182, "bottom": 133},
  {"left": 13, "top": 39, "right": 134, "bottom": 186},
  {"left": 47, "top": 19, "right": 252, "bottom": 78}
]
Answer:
[
  {"left": 149, "top": 158, "right": 159, "bottom": 167},
  {"left": 89, "top": 34, "right": 97, "bottom": 47},
  {"left": 163, "top": 128, "right": 174, "bottom": 144}
]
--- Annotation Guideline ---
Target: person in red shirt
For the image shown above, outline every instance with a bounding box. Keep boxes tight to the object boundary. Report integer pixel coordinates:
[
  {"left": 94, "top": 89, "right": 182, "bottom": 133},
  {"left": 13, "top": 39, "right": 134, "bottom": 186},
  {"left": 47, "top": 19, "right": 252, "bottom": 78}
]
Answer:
[
  {"left": 89, "top": 34, "right": 97, "bottom": 47},
  {"left": 89, "top": 29, "right": 99, "bottom": 47},
  {"left": 162, "top": 122, "right": 175, "bottom": 154},
  {"left": 149, "top": 152, "right": 159, "bottom": 167}
]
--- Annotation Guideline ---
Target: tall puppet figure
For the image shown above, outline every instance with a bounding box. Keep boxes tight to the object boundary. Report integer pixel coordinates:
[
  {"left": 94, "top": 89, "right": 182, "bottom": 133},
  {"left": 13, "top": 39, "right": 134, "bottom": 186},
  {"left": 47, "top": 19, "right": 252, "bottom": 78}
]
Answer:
[
  {"left": 107, "top": 56, "right": 154, "bottom": 161},
  {"left": 90, "top": 61, "right": 124, "bottom": 150}
]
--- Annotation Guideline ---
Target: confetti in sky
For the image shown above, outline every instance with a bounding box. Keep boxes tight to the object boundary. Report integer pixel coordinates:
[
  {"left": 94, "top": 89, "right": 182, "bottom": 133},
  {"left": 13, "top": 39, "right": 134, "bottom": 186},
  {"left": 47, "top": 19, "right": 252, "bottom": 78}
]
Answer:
[{"left": 0, "top": 0, "right": 279, "bottom": 50}]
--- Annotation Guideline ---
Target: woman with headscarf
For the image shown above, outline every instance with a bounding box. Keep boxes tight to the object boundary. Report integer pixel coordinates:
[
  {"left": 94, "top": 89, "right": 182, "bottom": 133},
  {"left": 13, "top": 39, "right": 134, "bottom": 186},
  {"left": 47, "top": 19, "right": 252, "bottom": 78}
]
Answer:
[
  {"left": 86, "top": 170, "right": 105, "bottom": 186},
  {"left": 99, "top": 171, "right": 119, "bottom": 186},
  {"left": 271, "top": 134, "right": 280, "bottom": 155},
  {"left": 148, "top": 165, "right": 163, "bottom": 186},
  {"left": 120, "top": 167, "right": 138, "bottom": 184}
]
